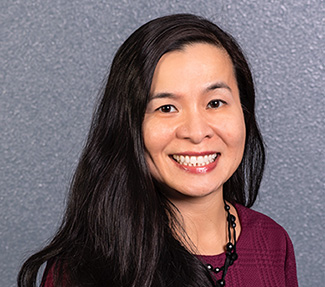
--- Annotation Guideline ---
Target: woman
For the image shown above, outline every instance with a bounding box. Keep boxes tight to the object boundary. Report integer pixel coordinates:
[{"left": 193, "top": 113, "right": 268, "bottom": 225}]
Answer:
[{"left": 18, "top": 14, "right": 298, "bottom": 287}]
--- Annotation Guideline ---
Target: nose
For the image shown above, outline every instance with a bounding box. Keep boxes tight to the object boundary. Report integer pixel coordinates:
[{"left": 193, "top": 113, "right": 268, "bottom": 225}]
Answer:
[{"left": 176, "top": 111, "right": 214, "bottom": 144}]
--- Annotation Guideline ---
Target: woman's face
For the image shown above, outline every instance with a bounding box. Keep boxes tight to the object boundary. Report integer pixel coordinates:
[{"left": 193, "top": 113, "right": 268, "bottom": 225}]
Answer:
[{"left": 142, "top": 43, "right": 245, "bottom": 199}]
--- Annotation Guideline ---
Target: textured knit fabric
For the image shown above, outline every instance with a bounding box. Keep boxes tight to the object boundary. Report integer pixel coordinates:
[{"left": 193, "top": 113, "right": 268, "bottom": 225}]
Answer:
[
  {"left": 197, "top": 203, "right": 298, "bottom": 287},
  {"left": 43, "top": 204, "right": 298, "bottom": 286}
]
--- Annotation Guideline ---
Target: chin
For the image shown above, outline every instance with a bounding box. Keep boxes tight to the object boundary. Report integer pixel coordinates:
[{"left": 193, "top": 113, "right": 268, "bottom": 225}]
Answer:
[{"left": 168, "top": 183, "right": 223, "bottom": 200}]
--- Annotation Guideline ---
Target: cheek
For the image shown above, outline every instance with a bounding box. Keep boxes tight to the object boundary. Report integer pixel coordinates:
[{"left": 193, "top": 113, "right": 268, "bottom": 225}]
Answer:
[
  {"left": 223, "top": 114, "right": 246, "bottom": 154},
  {"left": 219, "top": 112, "right": 245, "bottom": 138},
  {"left": 143, "top": 126, "right": 162, "bottom": 156},
  {"left": 143, "top": 129, "right": 160, "bottom": 179},
  {"left": 143, "top": 133, "right": 167, "bottom": 182},
  {"left": 232, "top": 119, "right": 246, "bottom": 162},
  {"left": 144, "top": 152, "right": 159, "bottom": 178},
  {"left": 233, "top": 122, "right": 246, "bottom": 147},
  {"left": 143, "top": 120, "right": 173, "bottom": 155},
  {"left": 143, "top": 122, "right": 166, "bottom": 175}
]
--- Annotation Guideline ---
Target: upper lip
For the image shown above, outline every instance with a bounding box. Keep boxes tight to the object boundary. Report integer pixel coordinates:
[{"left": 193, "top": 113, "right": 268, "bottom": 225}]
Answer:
[{"left": 170, "top": 151, "right": 219, "bottom": 156}]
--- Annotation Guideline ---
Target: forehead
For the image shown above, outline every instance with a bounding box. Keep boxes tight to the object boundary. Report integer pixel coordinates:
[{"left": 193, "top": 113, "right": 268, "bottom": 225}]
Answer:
[{"left": 150, "top": 43, "right": 236, "bottom": 93}]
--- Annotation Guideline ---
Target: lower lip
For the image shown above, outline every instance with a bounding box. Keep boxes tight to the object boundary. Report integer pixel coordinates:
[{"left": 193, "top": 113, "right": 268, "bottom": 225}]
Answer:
[{"left": 171, "top": 155, "right": 219, "bottom": 174}]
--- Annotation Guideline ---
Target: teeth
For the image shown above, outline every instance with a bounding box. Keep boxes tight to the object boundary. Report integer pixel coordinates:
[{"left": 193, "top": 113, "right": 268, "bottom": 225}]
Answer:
[{"left": 172, "top": 153, "right": 218, "bottom": 166}]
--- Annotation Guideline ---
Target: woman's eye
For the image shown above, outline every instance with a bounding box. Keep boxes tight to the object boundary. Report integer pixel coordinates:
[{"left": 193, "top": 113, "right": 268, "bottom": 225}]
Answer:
[
  {"left": 207, "top": 99, "right": 225, "bottom": 109},
  {"left": 157, "top": 105, "right": 177, "bottom": 113}
]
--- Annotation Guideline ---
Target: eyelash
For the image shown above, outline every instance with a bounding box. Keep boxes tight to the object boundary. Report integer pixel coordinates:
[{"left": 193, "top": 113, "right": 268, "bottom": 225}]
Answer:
[
  {"left": 207, "top": 99, "right": 226, "bottom": 109},
  {"left": 157, "top": 105, "right": 177, "bottom": 113},
  {"left": 156, "top": 100, "right": 226, "bottom": 113}
]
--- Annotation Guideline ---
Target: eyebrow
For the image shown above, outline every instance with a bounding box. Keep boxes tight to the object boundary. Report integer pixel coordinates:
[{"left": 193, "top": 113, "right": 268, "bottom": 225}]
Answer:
[
  {"left": 149, "top": 82, "right": 232, "bottom": 101},
  {"left": 206, "top": 82, "right": 232, "bottom": 92},
  {"left": 149, "top": 92, "right": 179, "bottom": 101}
]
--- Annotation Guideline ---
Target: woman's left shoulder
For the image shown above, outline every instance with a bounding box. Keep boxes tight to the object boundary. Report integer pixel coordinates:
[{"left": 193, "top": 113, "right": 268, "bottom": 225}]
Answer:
[
  {"left": 235, "top": 203, "right": 293, "bottom": 247},
  {"left": 234, "top": 203, "right": 299, "bottom": 286}
]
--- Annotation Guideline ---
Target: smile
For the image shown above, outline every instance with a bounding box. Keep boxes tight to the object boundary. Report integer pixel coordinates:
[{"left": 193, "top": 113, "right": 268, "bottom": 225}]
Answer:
[{"left": 172, "top": 153, "right": 219, "bottom": 167}]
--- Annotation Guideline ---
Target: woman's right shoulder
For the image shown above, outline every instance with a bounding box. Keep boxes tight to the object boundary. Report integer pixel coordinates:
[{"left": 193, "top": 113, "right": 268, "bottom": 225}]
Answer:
[
  {"left": 41, "top": 262, "right": 69, "bottom": 287},
  {"left": 41, "top": 263, "right": 54, "bottom": 287}
]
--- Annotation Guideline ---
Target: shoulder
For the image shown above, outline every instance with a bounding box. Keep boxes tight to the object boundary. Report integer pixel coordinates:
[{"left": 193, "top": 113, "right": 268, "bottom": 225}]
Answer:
[
  {"left": 234, "top": 203, "right": 298, "bottom": 286},
  {"left": 235, "top": 203, "right": 294, "bottom": 254},
  {"left": 41, "top": 261, "right": 70, "bottom": 287},
  {"left": 236, "top": 203, "right": 288, "bottom": 234}
]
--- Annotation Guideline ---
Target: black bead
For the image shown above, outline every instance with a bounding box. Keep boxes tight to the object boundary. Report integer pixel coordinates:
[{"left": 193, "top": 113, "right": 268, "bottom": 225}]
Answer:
[
  {"left": 205, "top": 204, "right": 238, "bottom": 287},
  {"left": 226, "top": 242, "right": 234, "bottom": 251},
  {"left": 218, "top": 279, "right": 225, "bottom": 286},
  {"left": 231, "top": 252, "right": 238, "bottom": 261}
]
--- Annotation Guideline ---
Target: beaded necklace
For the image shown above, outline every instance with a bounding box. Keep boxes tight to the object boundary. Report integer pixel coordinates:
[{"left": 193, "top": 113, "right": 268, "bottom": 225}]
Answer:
[{"left": 206, "top": 201, "right": 238, "bottom": 286}]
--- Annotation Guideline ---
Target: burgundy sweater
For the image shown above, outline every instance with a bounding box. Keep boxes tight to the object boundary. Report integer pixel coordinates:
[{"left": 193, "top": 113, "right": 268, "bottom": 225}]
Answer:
[
  {"left": 197, "top": 203, "right": 298, "bottom": 286},
  {"left": 44, "top": 204, "right": 298, "bottom": 286}
]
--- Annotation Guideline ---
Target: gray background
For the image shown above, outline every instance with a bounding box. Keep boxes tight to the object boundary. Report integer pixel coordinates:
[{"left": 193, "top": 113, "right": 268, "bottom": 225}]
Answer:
[{"left": 1, "top": 0, "right": 324, "bottom": 286}]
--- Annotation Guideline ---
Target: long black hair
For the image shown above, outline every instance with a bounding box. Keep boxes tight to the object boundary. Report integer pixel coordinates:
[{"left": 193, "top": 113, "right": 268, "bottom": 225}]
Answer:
[{"left": 18, "top": 14, "right": 265, "bottom": 287}]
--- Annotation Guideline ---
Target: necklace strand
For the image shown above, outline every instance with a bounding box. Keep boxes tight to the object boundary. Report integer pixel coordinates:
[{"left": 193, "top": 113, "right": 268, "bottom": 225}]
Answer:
[{"left": 206, "top": 201, "right": 238, "bottom": 286}]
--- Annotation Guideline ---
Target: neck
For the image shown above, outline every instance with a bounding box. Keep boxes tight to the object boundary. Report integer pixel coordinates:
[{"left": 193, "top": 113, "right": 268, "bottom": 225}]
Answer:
[{"left": 169, "top": 189, "right": 230, "bottom": 255}]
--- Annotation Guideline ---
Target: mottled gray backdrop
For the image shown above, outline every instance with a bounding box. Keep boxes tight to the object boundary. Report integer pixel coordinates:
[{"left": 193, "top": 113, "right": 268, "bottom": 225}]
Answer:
[{"left": 1, "top": 0, "right": 324, "bottom": 286}]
